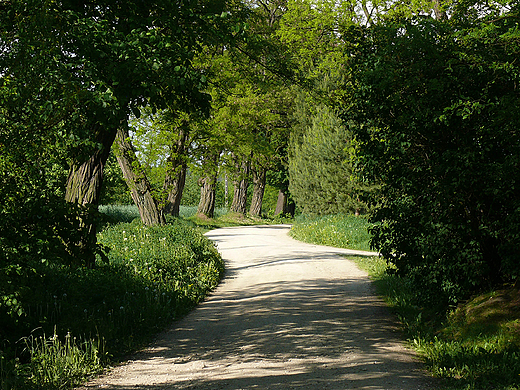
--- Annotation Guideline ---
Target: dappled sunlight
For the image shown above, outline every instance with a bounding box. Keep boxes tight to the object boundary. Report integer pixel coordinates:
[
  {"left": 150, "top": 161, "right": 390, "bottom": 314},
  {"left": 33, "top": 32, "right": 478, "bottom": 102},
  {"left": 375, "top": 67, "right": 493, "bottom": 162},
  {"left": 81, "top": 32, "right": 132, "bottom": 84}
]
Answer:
[{"left": 79, "top": 226, "right": 435, "bottom": 390}]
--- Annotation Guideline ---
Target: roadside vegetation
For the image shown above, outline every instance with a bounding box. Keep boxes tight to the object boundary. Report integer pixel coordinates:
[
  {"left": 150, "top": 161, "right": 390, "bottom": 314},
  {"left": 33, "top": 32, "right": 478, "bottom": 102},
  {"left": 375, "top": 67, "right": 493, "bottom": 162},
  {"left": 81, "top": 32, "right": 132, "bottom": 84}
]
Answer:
[
  {"left": 0, "top": 208, "right": 224, "bottom": 390},
  {"left": 289, "top": 214, "right": 372, "bottom": 252},
  {"left": 292, "top": 214, "right": 520, "bottom": 390}
]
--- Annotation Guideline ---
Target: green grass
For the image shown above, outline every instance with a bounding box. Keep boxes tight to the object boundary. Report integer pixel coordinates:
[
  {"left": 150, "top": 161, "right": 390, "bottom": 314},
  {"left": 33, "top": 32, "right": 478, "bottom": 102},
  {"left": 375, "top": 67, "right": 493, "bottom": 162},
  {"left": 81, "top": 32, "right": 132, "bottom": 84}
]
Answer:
[
  {"left": 289, "top": 214, "right": 373, "bottom": 251},
  {"left": 1, "top": 212, "right": 224, "bottom": 390}
]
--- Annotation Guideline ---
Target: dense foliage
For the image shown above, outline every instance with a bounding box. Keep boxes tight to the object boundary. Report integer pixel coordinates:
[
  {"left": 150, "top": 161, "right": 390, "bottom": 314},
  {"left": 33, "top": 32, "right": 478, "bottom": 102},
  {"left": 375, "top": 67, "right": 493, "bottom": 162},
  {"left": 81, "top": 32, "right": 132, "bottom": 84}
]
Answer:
[
  {"left": 1, "top": 219, "right": 224, "bottom": 389},
  {"left": 344, "top": 8, "right": 520, "bottom": 306},
  {"left": 289, "top": 104, "right": 368, "bottom": 215}
]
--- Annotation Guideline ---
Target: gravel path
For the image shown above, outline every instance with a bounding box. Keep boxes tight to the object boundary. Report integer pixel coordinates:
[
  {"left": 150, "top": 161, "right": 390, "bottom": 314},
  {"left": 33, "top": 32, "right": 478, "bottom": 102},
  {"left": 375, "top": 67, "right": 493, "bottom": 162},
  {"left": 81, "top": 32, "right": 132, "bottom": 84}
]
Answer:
[{"left": 78, "top": 225, "right": 437, "bottom": 390}]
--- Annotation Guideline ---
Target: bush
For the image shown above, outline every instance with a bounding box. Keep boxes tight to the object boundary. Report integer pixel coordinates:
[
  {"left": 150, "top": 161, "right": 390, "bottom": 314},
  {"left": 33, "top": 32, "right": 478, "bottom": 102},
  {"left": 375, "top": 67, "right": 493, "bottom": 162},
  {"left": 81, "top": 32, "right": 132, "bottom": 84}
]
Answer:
[{"left": 345, "top": 16, "right": 520, "bottom": 307}]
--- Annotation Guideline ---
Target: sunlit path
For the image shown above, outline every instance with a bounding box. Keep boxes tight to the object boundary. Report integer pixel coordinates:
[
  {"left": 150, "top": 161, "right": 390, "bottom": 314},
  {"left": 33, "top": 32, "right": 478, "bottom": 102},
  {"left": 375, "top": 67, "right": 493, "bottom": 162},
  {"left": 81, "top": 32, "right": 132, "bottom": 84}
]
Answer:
[{"left": 78, "top": 225, "right": 437, "bottom": 390}]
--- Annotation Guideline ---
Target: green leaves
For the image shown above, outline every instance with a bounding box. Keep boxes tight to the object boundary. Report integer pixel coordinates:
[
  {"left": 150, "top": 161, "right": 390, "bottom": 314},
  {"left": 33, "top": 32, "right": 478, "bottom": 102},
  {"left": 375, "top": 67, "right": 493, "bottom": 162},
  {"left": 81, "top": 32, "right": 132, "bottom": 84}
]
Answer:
[{"left": 344, "top": 10, "right": 520, "bottom": 306}]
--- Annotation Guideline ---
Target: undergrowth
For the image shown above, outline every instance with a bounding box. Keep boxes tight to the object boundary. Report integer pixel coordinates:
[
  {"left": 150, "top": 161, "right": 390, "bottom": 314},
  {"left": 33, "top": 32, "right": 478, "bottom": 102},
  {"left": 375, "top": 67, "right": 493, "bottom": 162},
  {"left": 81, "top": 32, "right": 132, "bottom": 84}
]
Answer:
[{"left": 1, "top": 214, "right": 224, "bottom": 390}]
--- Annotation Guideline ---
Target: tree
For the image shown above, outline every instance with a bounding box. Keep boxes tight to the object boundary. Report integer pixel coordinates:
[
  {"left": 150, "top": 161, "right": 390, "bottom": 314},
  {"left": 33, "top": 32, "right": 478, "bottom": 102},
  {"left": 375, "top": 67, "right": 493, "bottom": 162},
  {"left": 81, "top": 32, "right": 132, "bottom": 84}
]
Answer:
[
  {"left": 1, "top": 0, "right": 234, "bottom": 266},
  {"left": 115, "top": 126, "right": 166, "bottom": 225},
  {"left": 196, "top": 150, "right": 221, "bottom": 218},
  {"left": 289, "top": 105, "right": 367, "bottom": 215},
  {"left": 344, "top": 4, "right": 520, "bottom": 306},
  {"left": 121, "top": 110, "right": 196, "bottom": 223}
]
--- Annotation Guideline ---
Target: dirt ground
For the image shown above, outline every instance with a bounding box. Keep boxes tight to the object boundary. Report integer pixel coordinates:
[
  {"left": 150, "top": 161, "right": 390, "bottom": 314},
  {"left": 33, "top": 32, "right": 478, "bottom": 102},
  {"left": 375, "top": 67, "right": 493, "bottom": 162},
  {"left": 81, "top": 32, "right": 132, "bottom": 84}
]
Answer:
[{"left": 77, "top": 225, "right": 438, "bottom": 390}]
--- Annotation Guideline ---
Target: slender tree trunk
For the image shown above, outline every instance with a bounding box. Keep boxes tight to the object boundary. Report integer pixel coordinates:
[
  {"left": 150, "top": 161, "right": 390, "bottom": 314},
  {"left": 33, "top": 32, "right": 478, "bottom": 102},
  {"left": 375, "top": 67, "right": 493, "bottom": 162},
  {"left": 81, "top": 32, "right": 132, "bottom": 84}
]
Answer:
[
  {"left": 115, "top": 127, "right": 165, "bottom": 226},
  {"left": 432, "top": 0, "right": 447, "bottom": 20},
  {"left": 230, "top": 158, "right": 250, "bottom": 215},
  {"left": 224, "top": 173, "right": 229, "bottom": 208},
  {"left": 275, "top": 190, "right": 295, "bottom": 216},
  {"left": 162, "top": 124, "right": 188, "bottom": 217},
  {"left": 197, "top": 175, "right": 217, "bottom": 218},
  {"left": 65, "top": 125, "right": 117, "bottom": 268},
  {"left": 249, "top": 165, "right": 266, "bottom": 217}
]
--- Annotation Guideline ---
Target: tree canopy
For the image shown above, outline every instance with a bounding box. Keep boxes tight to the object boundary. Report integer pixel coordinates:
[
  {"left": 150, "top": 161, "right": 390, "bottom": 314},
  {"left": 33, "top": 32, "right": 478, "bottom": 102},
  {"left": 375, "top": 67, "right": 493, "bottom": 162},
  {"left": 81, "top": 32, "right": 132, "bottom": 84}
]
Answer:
[{"left": 2, "top": 0, "right": 519, "bottom": 316}]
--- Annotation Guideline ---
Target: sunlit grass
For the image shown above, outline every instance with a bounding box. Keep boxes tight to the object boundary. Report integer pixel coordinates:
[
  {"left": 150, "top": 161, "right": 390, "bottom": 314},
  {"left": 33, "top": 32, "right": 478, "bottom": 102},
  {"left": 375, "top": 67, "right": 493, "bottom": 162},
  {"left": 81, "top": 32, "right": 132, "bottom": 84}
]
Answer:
[
  {"left": 290, "top": 214, "right": 373, "bottom": 251},
  {"left": 22, "top": 330, "right": 103, "bottom": 390}
]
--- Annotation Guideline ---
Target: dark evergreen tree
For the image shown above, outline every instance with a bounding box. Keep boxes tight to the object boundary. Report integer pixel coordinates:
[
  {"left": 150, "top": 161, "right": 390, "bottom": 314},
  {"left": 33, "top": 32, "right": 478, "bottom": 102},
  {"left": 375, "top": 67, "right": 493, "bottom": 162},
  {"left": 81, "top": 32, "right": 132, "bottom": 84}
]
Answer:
[{"left": 289, "top": 105, "right": 368, "bottom": 215}]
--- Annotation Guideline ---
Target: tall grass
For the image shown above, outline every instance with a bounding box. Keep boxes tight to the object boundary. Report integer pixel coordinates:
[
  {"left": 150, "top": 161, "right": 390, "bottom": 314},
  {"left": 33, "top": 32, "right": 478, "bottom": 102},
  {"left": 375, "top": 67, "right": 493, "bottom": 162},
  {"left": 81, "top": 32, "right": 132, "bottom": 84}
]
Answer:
[
  {"left": 22, "top": 330, "right": 103, "bottom": 389},
  {"left": 99, "top": 204, "right": 140, "bottom": 224},
  {"left": 290, "top": 214, "right": 373, "bottom": 251},
  {"left": 99, "top": 205, "right": 229, "bottom": 224},
  {"left": 1, "top": 214, "right": 224, "bottom": 390}
]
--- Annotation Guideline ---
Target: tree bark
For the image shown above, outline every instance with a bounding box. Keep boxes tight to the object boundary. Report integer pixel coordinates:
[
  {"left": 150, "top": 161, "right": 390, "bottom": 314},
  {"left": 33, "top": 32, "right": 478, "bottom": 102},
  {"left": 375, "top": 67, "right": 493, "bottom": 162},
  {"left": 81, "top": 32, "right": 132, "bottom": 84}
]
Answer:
[
  {"left": 65, "top": 125, "right": 117, "bottom": 268},
  {"left": 115, "top": 127, "right": 165, "bottom": 226},
  {"left": 275, "top": 190, "right": 295, "bottom": 216},
  {"left": 249, "top": 165, "right": 266, "bottom": 217},
  {"left": 162, "top": 124, "right": 188, "bottom": 217},
  {"left": 230, "top": 158, "right": 250, "bottom": 215},
  {"left": 432, "top": 0, "right": 447, "bottom": 20},
  {"left": 197, "top": 175, "right": 217, "bottom": 218},
  {"left": 197, "top": 152, "right": 219, "bottom": 218}
]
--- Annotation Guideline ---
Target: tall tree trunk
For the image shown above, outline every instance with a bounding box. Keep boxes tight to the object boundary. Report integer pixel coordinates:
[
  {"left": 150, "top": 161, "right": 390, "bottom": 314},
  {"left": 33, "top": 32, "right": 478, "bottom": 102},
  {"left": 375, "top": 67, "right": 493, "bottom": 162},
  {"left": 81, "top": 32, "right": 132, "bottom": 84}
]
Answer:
[
  {"left": 275, "top": 190, "right": 295, "bottom": 216},
  {"left": 249, "top": 165, "right": 266, "bottom": 217},
  {"left": 65, "top": 125, "right": 117, "bottom": 268},
  {"left": 197, "top": 175, "right": 217, "bottom": 218},
  {"left": 115, "top": 127, "right": 165, "bottom": 226},
  {"left": 224, "top": 173, "right": 229, "bottom": 208},
  {"left": 230, "top": 158, "right": 250, "bottom": 215},
  {"left": 162, "top": 124, "right": 188, "bottom": 217},
  {"left": 197, "top": 152, "right": 219, "bottom": 218}
]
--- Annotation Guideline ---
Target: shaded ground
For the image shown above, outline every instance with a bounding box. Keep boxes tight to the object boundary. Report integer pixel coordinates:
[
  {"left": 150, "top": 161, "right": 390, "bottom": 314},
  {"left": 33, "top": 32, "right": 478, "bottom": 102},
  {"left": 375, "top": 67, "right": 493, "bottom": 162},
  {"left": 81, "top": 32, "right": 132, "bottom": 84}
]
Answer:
[{"left": 78, "top": 225, "right": 438, "bottom": 389}]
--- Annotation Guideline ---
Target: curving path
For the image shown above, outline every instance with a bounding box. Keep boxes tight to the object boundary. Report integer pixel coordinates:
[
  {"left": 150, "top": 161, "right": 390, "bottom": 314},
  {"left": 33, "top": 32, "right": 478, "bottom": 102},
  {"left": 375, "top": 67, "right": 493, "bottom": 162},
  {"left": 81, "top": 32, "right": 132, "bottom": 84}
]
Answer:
[{"left": 78, "top": 225, "right": 437, "bottom": 390}]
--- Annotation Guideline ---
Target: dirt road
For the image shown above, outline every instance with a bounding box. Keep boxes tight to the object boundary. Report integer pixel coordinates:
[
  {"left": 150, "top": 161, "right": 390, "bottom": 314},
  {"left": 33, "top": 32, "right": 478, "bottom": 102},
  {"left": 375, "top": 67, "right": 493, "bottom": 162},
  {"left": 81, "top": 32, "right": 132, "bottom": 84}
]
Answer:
[{"left": 79, "top": 225, "right": 436, "bottom": 389}]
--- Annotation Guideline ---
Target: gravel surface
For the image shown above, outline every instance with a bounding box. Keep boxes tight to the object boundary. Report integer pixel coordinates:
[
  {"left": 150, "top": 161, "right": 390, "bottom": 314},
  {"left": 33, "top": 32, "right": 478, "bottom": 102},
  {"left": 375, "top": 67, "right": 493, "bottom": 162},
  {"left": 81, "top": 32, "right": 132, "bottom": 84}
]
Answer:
[{"left": 77, "top": 225, "right": 438, "bottom": 390}]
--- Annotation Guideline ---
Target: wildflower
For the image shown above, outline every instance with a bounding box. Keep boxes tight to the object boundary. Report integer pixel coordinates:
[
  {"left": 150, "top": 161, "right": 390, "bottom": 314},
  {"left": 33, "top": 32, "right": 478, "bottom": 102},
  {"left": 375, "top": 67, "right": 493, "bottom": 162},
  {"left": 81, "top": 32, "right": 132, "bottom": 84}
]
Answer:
[{"left": 120, "top": 306, "right": 124, "bottom": 310}]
